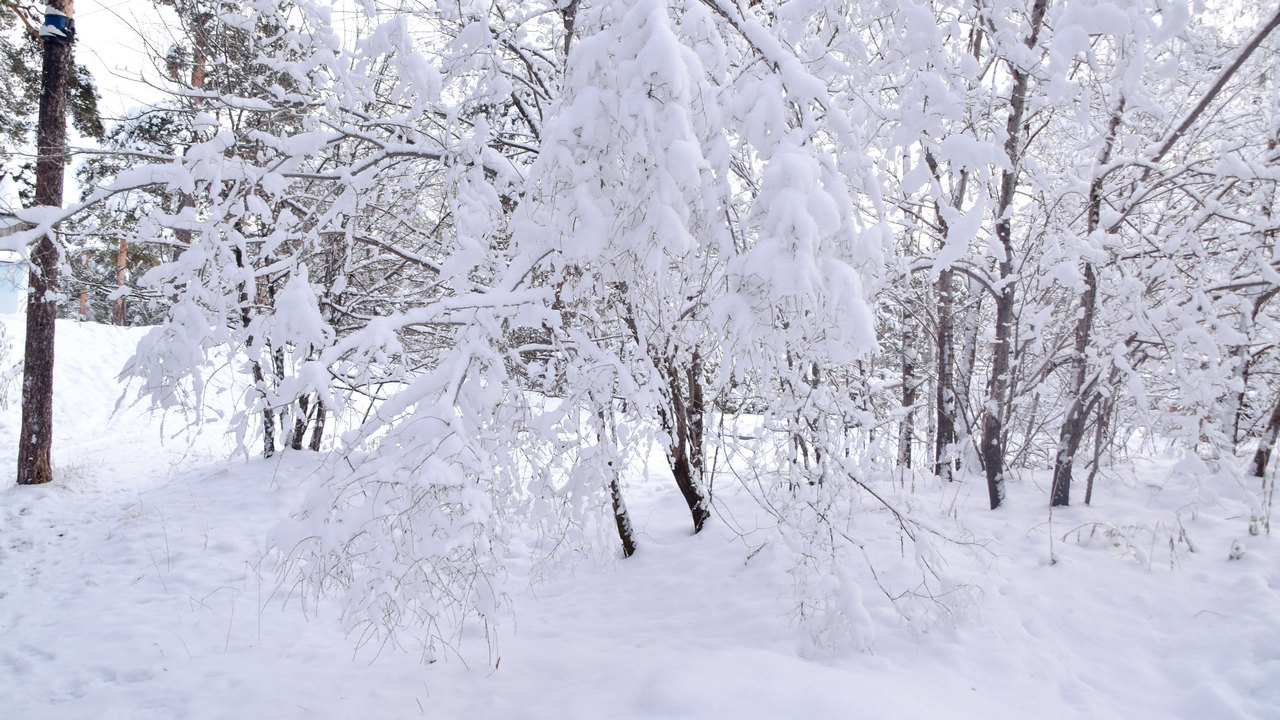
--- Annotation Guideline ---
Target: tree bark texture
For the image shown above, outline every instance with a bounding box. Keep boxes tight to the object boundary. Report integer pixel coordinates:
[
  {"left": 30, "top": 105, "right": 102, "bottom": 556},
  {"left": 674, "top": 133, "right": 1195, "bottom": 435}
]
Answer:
[{"left": 18, "top": 1, "right": 74, "bottom": 486}]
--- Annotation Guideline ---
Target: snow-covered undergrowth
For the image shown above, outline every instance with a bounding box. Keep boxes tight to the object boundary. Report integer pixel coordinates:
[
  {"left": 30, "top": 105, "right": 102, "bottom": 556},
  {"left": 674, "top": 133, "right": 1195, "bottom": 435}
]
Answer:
[{"left": 0, "top": 319, "right": 1278, "bottom": 719}]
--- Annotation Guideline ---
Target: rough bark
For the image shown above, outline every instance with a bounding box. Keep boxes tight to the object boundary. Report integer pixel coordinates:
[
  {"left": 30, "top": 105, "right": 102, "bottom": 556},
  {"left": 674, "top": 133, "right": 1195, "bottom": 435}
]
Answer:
[{"left": 18, "top": 1, "right": 74, "bottom": 486}]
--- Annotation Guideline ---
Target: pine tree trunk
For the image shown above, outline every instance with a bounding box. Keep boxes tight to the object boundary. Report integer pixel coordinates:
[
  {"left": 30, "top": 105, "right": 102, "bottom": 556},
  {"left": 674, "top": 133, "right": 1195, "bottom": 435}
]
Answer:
[
  {"left": 112, "top": 235, "right": 127, "bottom": 325},
  {"left": 18, "top": 1, "right": 74, "bottom": 486},
  {"left": 79, "top": 249, "right": 88, "bottom": 319},
  {"left": 171, "top": 20, "right": 207, "bottom": 262}
]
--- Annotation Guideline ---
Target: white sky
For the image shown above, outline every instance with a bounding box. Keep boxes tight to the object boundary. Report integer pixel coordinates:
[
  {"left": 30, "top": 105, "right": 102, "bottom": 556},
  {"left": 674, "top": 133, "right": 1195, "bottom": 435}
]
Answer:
[{"left": 75, "top": 0, "right": 174, "bottom": 121}]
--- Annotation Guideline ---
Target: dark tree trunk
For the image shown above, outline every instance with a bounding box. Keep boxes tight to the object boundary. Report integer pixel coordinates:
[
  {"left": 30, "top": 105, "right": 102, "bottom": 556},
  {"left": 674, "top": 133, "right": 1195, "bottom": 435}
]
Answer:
[
  {"left": 979, "top": 0, "right": 1049, "bottom": 510},
  {"left": 253, "top": 359, "right": 276, "bottom": 458},
  {"left": 232, "top": 246, "right": 274, "bottom": 459},
  {"left": 18, "top": 1, "right": 74, "bottom": 486},
  {"left": 1251, "top": 393, "right": 1280, "bottom": 481},
  {"left": 1050, "top": 100, "right": 1123, "bottom": 507},
  {"left": 935, "top": 267, "right": 957, "bottom": 480},
  {"left": 930, "top": 2, "right": 984, "bottom": 480},
  {"left": 617, "top": 289, "right": 710, "bottom": 534},
  {"left": 658, "top": 351, "right": 710, "bottom": 533},
  {"left": 610, "top": 470, "right": 637, "bottom": 557},
  {"left": 599, "top": 402, "right": 637, "bottom": 557},
  {"left": 1083, "top": 396, "right": 1114, "bottom": 506},
  {"left": 922, "top": 147, "right": 969, "bottom": 482},
  {"left": 956, "top": 276, "right": 983, "bottom": 435},
  {"left": 289, "top": 394, "right": 310, "bottom": 451},
  {"left": 900, "top": 329, "right": 917, "bottom": 469},
  {"left": 309, "top": 399, "right": 326, "bottom": 451},
  {"left": 1049, "top": 266, "right": 1093, "bottom": 508}
]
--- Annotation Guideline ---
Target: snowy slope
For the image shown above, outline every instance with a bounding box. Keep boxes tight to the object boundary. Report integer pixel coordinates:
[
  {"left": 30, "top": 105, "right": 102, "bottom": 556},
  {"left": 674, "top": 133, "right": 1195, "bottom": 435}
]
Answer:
[{"left": 0, "top": 319, "right": 1278, "bottom": 719}]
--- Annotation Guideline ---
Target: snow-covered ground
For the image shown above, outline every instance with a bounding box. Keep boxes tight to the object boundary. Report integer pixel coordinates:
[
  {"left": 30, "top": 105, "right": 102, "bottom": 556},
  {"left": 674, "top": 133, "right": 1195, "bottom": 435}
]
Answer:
[{"left": 1, "top": 318, "right": 1278, "bottom": 719}]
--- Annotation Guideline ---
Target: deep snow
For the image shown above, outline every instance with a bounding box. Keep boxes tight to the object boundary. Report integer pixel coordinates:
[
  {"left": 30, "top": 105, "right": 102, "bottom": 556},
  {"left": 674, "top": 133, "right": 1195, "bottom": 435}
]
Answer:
[{"left": 0, "top": 318, "right": 1278, "bottom": 719}]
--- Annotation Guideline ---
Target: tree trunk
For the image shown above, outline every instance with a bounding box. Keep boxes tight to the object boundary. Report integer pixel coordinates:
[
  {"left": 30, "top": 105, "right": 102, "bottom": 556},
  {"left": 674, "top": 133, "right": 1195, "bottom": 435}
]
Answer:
[
  {"left": 309, "top": 399, "right": 325, "bottom": 451},
  {"left": 290, "top": 394, "right": 310, "bottom": 451},
  {"left": 253, "top": 359, "right": 275, "bottom": 458},
  {"left": 232, "top": 246, "right": 274, "bottom": 459},
  {"left": 1250, "top": 393, "right": 1280, "bottom": 481},
  {"left": 1049, "top": 263, "right": 1096, "bottom": 507},
  {"left": 979, "top": 0, "right": 1049, "bottom": 510},
  {"left": 597, "top": 402, "right": 637, "bottom": 557},
  {"left": 956, "top": 275, "right": 984, "bottom": 456},
  {"left": 899, "top": 326, "right": 917, "bottom": 469},
  {"left": 933, "top": 0, "right": 985, "bottom": 479},
  {"left": 171, "top": 17, "right": 207, "bottom": 262},
  {"left": 658, "top": 350, "right": 710, "bottom": 533},
  {"left": 923, "top": 147, "right": 969, "bottom": 482},
  {"left": 111, "top": 235, "right": 127, "bottom": 325},
  {"left": 617, "top": 290, "right": 710, "bottom": 533},
  {"left": 1050, "top": 99, "right": 1123, "bottom": 507},
  {"left": 79, "top": 249, "right": 88, "bottom": 319},
  {"left": 1083, "top": 395, "right": 1114, "bottom": 506},
  {"left": 18, "top": 1, "right": 74, "bottom": 486},
  {"left": 935, "top": 267, "right": 957, "bottom": 480}
]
